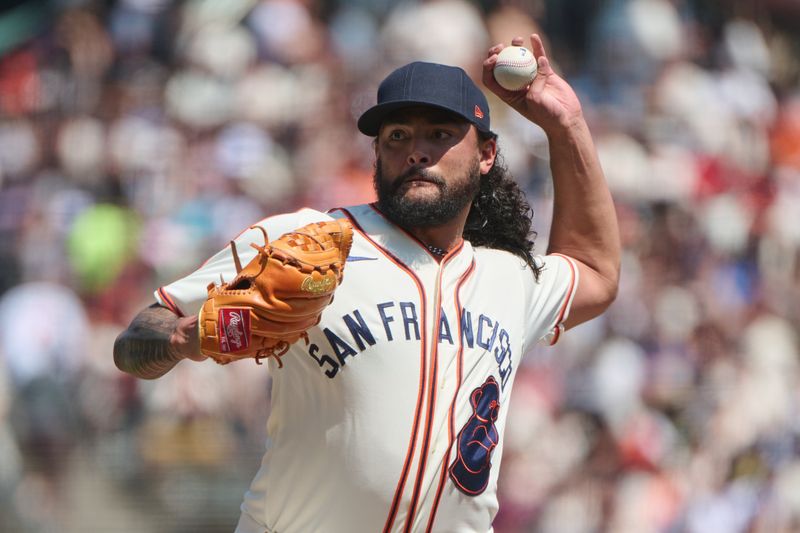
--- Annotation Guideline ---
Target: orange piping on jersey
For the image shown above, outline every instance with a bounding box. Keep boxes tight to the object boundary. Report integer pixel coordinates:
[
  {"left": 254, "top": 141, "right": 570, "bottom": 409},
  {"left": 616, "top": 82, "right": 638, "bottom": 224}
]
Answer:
[
  {"left": 332, "top": 207, "right": 429, "bottom": 533},
  {"left": 425, "top": 258, "right": 476, "bottom": 532},
  {"left": 157, "top": 287, "right": 184, "bottom": 317},
  {"left": 402, "top": 240, "right": 465, "bottom": 532},
  {"left": 548, "top": 324, "right": 562, "bottom": 346},
  {"left": 369, "top": 203, "right": 464, "bottom": 263},
  {"left": 547, "top": 253, "right": 578, "bottom": 339}
]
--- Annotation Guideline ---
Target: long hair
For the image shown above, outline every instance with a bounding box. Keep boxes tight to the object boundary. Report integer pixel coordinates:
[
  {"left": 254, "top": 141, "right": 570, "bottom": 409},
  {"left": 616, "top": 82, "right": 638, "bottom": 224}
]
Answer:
[{"left": 464, "top": 133, "right": 541, "bottom": 278}]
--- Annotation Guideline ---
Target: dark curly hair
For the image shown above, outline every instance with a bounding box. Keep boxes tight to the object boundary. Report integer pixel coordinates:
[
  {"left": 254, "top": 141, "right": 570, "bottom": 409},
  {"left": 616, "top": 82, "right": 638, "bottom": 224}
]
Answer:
[{"left": 464, "top": 132, "right": 541, "bottom": 278}]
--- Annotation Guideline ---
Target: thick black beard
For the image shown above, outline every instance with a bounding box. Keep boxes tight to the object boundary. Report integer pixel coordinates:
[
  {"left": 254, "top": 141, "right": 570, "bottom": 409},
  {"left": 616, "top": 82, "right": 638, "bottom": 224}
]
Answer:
[{"left": 373, "top": 158, "right": 481, "bottom": 229}]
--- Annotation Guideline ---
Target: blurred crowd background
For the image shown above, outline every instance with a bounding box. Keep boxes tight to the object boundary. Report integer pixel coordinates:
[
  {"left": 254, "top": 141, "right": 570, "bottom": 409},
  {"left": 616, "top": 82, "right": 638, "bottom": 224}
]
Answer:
[{"left": 0, "top": 0, "right": 799, "bottom": 531}]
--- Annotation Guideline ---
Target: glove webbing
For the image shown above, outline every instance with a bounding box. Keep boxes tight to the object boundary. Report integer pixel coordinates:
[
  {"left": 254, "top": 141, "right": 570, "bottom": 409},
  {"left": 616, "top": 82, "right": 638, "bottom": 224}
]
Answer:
[{"left": 230, "top": 226, "right": 341, "bottom": 278}]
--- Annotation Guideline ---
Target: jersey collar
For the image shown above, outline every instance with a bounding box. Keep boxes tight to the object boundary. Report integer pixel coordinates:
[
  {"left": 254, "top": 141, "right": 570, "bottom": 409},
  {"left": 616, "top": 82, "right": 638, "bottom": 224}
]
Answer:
[{"left": 334, "top": 204, "right": 474, "bottom": 277}]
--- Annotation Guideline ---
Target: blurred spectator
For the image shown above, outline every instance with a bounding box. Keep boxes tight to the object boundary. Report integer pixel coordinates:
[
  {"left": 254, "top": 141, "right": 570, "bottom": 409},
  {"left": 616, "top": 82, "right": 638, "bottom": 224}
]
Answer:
[{"left": 0, "top": 0, "right": 798, "bottom": 531}]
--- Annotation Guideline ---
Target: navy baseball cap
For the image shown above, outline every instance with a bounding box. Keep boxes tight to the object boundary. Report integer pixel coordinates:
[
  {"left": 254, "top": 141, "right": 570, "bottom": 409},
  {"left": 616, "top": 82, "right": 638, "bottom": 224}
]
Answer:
[{"left": 357, "top": 61, "right": 491, "bottom": 136}]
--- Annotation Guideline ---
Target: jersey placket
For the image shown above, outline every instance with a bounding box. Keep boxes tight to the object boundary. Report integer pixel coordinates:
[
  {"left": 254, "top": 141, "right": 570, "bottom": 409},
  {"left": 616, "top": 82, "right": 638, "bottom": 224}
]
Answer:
[
  {"left": 401, "top": 247, "right": 476, "bottom": 533},
  {"left": 402, "top": 251, "right": 447, "bottom": 531},
  {"left": 335, "top": 204, "right": 473, "bottom": 533},
  {"left": 423, "top": 258, "right": 475, "bottom": 532}
]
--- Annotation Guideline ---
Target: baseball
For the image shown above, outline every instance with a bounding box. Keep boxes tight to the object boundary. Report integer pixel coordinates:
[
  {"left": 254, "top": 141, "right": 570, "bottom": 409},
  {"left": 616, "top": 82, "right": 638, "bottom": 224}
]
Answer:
[{"left": 493, "top": 46, "right": 538, "bottom": 91}]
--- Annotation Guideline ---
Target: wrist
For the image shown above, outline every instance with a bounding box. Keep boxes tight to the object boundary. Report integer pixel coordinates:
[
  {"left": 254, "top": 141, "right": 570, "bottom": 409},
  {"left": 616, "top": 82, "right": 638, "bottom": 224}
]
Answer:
[
  {"left": 542, "top": 113, "right": 588, "bottom": 141},
  {"left": 166, "top": 337, "right": 188, "bottom": 364}
]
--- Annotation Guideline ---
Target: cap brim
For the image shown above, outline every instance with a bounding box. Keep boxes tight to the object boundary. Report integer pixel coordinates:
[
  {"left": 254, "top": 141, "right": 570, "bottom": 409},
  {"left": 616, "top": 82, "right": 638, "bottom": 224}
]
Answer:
[{"left": 357, "top": 100, "right": 487, "bottom": 137}]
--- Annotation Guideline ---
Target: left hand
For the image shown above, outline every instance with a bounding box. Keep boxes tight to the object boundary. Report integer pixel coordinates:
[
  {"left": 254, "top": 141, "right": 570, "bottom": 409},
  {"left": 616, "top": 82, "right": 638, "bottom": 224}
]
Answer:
[{"left": 482, "top": 34, "right": 584, "bottom": 135}]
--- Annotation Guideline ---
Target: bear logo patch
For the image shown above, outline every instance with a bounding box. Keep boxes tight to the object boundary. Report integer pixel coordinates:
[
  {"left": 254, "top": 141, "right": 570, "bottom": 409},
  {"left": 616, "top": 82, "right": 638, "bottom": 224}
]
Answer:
[{"left": 449, "top": 376, "right": 501, "bottom": 495}]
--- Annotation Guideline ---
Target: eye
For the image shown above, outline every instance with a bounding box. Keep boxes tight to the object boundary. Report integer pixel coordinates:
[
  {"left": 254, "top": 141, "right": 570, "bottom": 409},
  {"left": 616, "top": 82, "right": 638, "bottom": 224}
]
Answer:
[
  {"left": 387, "top": 129, "right": 407, "bottom": 141},
  {"left": 433, "top": 129, "right": 453, "bottom": 140}
]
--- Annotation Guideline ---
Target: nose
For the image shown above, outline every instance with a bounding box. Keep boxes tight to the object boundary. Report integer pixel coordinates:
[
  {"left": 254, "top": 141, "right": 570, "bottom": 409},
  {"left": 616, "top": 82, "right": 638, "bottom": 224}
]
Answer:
[{"left": 406, "top": 141, "right": 431, "bottom": 167}]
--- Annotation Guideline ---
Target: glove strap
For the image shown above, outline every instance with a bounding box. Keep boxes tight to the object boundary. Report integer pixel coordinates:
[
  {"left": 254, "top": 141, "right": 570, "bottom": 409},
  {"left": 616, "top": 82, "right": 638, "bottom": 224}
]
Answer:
[{"left": 230, "top": 240, "right": 243, "bottom": 274}]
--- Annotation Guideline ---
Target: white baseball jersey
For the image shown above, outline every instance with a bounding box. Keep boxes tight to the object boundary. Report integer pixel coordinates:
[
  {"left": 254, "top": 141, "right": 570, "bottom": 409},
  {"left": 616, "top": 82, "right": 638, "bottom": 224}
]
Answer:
[{"left": 155, "top": 203, "right": 579, "bottom": 533}]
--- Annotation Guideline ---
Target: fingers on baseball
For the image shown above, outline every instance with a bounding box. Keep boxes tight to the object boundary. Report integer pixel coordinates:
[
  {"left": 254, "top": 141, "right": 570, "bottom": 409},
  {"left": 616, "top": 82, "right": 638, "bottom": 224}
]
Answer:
[
  {"left": 486, "top": 43, "right": 505, "bottom": 58},
  {"left": 529, "top": 34, "right": 550, "bottom": 70},
  {"left": 482, "top": 56, "right": 501, "bottom": 90},
  {"left": 528, "top": 60, "right": 550, "bottom": 95},
  {"left": 482, "top": 52, "right": 521, "bottom": 95}
]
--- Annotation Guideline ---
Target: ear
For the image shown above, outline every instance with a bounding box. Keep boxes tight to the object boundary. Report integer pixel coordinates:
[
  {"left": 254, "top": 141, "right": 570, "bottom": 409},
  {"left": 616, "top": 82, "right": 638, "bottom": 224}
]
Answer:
[{"left": 478, "top": 136, "right": 497, "bottom": 175}]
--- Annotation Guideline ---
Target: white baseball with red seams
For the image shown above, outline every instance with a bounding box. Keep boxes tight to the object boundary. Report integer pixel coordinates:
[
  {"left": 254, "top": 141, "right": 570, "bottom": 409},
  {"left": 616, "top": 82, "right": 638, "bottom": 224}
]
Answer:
[
  {"left": 155, "top": 204, "right": 579, "bottom": 533},
  {"left": 493, "top": 46, "right": 538, "bottom": 91}
]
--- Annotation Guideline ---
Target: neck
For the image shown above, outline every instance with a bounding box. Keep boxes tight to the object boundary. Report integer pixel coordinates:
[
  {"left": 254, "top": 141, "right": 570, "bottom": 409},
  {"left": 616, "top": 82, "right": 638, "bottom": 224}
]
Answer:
[{"left": 407, "top": 208, "right": 469, "bottom": 255}]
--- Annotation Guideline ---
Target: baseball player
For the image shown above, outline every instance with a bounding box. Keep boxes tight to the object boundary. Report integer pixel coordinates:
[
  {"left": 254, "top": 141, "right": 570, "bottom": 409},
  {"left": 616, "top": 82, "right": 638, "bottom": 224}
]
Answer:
[{"left": 114, "top": 34, "right": 620, "bottom": 533}]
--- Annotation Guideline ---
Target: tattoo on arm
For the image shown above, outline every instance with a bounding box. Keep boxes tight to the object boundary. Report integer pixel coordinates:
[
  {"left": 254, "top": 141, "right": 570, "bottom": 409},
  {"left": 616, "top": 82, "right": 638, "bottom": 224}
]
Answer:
[{"left": 114, "top": 304, "right": 184, "bottom": 379}]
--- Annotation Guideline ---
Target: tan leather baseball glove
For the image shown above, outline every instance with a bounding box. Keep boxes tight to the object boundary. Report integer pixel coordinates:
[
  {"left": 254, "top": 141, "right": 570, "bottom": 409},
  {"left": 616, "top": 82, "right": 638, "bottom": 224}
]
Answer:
[{"left": 198, "top": 219, "right": 353, "bottom": 366}]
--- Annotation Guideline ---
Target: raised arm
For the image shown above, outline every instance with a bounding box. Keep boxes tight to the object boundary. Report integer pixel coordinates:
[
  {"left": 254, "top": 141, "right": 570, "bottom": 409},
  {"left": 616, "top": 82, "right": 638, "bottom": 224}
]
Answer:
[
  {"left": 114, "top": 303, "right": 204, "bottom": 379},
  {"left": 483, "top": 34, "right": 621, "bottom": 328}
]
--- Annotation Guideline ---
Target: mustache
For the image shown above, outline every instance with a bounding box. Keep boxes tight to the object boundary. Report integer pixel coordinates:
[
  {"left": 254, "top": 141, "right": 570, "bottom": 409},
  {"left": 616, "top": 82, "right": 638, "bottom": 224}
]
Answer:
[{"left": 392, "top": 167, "right": 446, "bottom": 192}]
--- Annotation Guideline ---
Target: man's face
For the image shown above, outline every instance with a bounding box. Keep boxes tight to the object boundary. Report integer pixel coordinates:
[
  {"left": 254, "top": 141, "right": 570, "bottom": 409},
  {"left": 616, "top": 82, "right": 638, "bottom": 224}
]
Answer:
[{"left": 373, "top": 107, "right": 493, "bottom": 229}]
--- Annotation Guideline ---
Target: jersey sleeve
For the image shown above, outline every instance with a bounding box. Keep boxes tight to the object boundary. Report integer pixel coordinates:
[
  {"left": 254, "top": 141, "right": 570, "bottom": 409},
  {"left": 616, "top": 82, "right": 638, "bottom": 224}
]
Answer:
[
  {"left": 522, "top": 253, "right": 580, "bottom": 351},
  {"left": 154, "top": 208, "right": 331, "bottom": 317}
]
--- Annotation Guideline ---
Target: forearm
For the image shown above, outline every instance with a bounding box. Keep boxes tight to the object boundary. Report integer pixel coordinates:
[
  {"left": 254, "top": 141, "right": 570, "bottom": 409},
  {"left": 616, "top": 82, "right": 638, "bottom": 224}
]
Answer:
[
  {"left": 114, "top": 304, "right": 197, "bottom": 379},
  {"left": 546, "top": 117, "right": 620, "bottom": 288}
]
